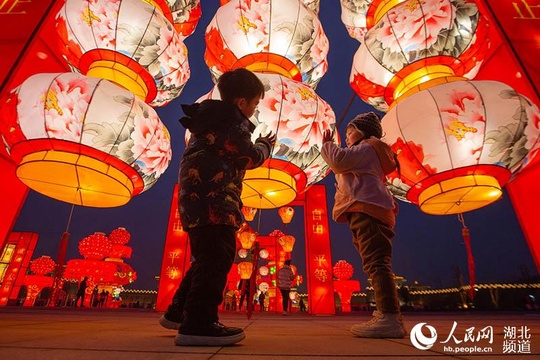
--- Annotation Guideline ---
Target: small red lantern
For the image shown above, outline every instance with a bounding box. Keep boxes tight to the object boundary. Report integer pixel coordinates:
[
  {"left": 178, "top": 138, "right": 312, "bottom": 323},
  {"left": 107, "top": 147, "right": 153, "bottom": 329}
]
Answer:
[
  {"left": 109, "top": 227, "right": 131, "bottom": 245},
  {"left": 29, "top": 256, "right": 56, "bottom": 276},
  {"left": 278, "top": 206, "right": 295, "bottom": 224},
  {"left": 241, "top": 206, "right": 258, "bottom": 222},
  {"left": 333, "top": 260, "right": 354, "bottom": 280},
  {"left": 78, "top": 232, "right": 112, "bottom": 260},
  {"left": 238, "top": 261, "right": 254, "bottom": 280},
  {"left": 236, "top": 222, "right": 257, "bottom": 250},
  {"left": 278, "top": 235, "right": 296, "bottom": 253}
]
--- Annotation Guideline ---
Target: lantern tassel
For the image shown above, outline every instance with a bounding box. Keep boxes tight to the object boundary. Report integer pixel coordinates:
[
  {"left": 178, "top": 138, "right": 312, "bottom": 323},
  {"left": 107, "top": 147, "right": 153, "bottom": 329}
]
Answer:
[{"left": 458, "top": 213, "right": 475, "bottom": 302}]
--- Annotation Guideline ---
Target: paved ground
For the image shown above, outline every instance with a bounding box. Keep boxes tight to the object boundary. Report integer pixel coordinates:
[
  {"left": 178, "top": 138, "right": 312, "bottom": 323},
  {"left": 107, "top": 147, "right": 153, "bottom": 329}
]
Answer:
[{"left": 0, "top": 307, "right": 538, "bottom": 359}]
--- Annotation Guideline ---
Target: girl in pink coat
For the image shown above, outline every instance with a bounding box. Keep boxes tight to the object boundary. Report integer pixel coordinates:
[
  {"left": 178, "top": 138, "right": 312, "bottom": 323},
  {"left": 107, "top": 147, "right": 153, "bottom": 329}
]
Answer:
[{"left": 321, "top": 112, "right": 406, "bottom": 338}]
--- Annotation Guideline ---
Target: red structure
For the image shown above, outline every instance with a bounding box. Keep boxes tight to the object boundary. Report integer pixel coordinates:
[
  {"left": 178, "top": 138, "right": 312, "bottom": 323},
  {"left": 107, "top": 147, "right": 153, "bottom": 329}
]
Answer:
[
  {"left": 156, "top": 184, "right": 191, "bottom": 312},
  {"left": 0, "top": 232, "right": 39, "bottom": 306}
]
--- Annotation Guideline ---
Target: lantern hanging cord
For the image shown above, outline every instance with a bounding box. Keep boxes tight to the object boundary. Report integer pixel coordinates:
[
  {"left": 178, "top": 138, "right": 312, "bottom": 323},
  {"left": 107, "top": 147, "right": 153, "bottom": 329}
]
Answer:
[
  {"left": 65, "top": 203, "right": 76, "bottom": 233},
  {"left": 335, "top": 91, "right": 357, "bottom": 131},
  {"left": 457, "top": 213, "right": 466, "bottom": 228}
]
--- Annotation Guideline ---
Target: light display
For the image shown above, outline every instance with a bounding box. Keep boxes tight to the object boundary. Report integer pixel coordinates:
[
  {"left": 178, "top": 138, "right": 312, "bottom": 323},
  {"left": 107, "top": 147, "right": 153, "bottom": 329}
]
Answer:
[
  {"left": 241, "top": 206, "right": 258, "bottom": 222},
  {"left": 78, "top": 232, "right": 112, "bottom": 260},
  {"left": 109, "top": 227, "right": 131, "bottom": 245},
  {"left": 199, "top": 72, "right": 336, "bottom": 208},
  {"left": 205, "top": 0, "right": 329, "bottom": 88},
  {"left": 332, "top": 260, "right": 354, "bottom": 280},
  {"left": 237, "top": 222, "right": 258, "bottom": 250},
  {"left": 349, "top": 0, "right": 489, "bottom": 111},
  {"left": 0, "top": 73, "right": 172, "bottom": 207},
  {"left": 278, "top": 206, "right": 295, "bottom": 224},
  {"left": 238, "top": 261, "right": 254, "bottom": 279},
  {"left": 29, "top": 256, "right": 56, "bottom": 276},
  {"left": 384, "top": 80, "right": 540, "bottom": 214},
  {"left": 278, "top": 234, "right": 296, "bottom": 253},
  {"left": 56, "top": 0, "right": 190, "bottom": 107}
]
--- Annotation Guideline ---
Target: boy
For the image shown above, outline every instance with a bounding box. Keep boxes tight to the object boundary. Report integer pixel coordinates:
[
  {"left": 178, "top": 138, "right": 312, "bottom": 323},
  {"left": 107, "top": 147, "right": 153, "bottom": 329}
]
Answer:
[
  {"left": 167, "top": 68, "right": 275, "bottom": 346},
  {"left": 321, "top": 112, "right": 405, "bottom": 338}
]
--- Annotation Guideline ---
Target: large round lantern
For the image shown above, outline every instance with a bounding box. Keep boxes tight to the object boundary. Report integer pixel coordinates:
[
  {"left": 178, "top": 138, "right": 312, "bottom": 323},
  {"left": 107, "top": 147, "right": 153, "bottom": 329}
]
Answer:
[
  {"left": 56, "top": 0, "right": 190, "bottom": 107},
  {"left": 30, "top": 256, "right": 56, "bottom": 276},
  {"left": 333, "top": 260, "right": 354, "bottom": 280},
  {"left": 350, "top": 0, "right": 489, "bottom": 111},
  {"left": 0, "top": 73, "right": 171, "bottom": 207},
  {"left": 79, "top": 232, "right": 113, "bottom": 260},
  {"left": 383, "top": 80, "right": 540, "bottom": 215},
  {"left": 199, "top": 72, "right": 336, "bottom": 208},
  {"left": 340, "top": 0, "right": 372, "bottom": 42},
  {"left": 205, "top": 0, "right": 329, "bottom": 88},
  {"left": 237, "top": 222, "right": 257, "bottom": 250}
]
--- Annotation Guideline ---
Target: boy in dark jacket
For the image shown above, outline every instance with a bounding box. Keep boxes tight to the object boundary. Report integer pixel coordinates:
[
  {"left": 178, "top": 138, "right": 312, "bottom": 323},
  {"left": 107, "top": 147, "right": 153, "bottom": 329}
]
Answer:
[{"left": 168, "top": 68, "right": 275, "bottom": 346}]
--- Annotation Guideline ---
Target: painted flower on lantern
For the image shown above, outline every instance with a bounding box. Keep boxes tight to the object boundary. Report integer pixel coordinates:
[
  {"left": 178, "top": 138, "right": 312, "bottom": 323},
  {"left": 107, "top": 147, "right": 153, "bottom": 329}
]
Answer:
[
  {"left": 199, "top": 73, "right": 336, "bottom": 202},
  {"left": 383, "top": 80, "right": 540, "bottom": 214},
  {"left": 153, "top": 0, "right": 202, "bottom": 38},
  {"left": 340, "top": 0, "right": 371, "bottom": 41},
  {"left": 0, "top": 73, "right": 172, "bottom": 207},
  {"left": 205, "top": 0, "right": 329, "bottom": 88},
  {"left": 56, "top": 0, "right": 190, "bottom": 107},
  {"left": 350, "top": 0, "right": 489, "bottom": 111}
]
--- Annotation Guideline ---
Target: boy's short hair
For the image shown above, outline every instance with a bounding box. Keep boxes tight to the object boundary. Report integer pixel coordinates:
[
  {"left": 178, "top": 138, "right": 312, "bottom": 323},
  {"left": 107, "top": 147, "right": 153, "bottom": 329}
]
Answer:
[
  {"left": 284, "top": 260, "right": 291, "bottom": 266},
  {"left": 217, "top": 68, "right": 265, "bottom": 103}
]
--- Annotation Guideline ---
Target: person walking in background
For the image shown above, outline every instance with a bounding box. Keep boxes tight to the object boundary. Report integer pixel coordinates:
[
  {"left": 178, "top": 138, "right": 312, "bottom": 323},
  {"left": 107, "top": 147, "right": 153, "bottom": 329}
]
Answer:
[
  {"left": 162, "top": 68, "right": 275, "bottom": 347},
  {"left": 320, "top": 112, "right": 406, "bottom": 338},
  {"left": 74, "top": 276, "right": 88, "bottom": 307},
  {"left": 277, "top": 260, "right": 295, "bottom": 315},
  {"left": 258, "top": 291, "right": 266, "bottom": 312}
]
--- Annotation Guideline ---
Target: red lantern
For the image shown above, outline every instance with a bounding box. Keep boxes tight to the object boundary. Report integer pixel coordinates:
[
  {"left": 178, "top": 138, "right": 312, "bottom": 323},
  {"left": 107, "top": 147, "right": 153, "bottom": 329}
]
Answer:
[
  {"left": 241, "top": 206, "right": 258, "bottom": 222},
  {"left": 109, "top": 227, "right": 131, "bottom": 245},
  {"left": 29, "top": 256, "right": 56, "bottom": 276},
  {"left": 108, "top": 244, "right": 133, "bottom": 260},
  {"left": 278, "top": 206, "right": 295, "bottom": 224},
  {"left": 236, "top": 222, "right": 257, "bottom": 250},
  {"left": 78, "top": 232, "right": 112, "bottom": 260},
  {"left": 278, "top": 235, "right": 296, "bottom": 253},
  {"left": 151, "top": 0, "right": 202, "bottom": 38},
  {"left": 333, "top": 260, "right": 354, "bottom": 280},
  {"left": 238, "top": 261, "right": 254, "bottom": 280}
]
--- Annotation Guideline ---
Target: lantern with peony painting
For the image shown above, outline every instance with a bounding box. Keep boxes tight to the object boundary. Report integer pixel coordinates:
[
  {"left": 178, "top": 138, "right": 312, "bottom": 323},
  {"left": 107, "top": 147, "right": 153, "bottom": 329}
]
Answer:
[
  {"left": 278, "top": 235, "right": 296, "bottom": 253},
  {"left": 238, "top": 261, "right": 254, "bottom": 279},
  {"left": 0, "top": 73, "right": 172, "bottom": 208},
  {"left": 340, "top": 0, "right": 372, "bottom": 42},
  {"left": 199, "top": 72, "right": 336, "bottom": 208},
  {"left": 56, "top": 0, "right": 190, "bottom": 107},
  {"left": 220, "top": 0, "right": 319, "bottom": 13},
  {"left": 383, "top": 80, "right": 540, "bottom": 215},
  {"left": 241, "top": 206, "right": 258, "bottom": 221},
  {"left": 205, "top": 0, "right": 329, "bottom": 88},
  {"left": 151, "top": 0, "right": 202, "bottom": 38},
  {"left": 349, "top": 0, "right": 489, "bottom": 112}
]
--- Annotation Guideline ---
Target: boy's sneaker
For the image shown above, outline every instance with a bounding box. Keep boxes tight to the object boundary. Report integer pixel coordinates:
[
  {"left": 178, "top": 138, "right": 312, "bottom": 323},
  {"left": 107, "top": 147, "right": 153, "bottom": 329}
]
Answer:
[
  {"left": 159, "top": 310, "right": 183, "bottom": 330},
  {"left": 175, "top": 322, "right": 245, "bottom": 346},
  {"left": 350, "top": 311, "right": 406, "bottom": 338}
]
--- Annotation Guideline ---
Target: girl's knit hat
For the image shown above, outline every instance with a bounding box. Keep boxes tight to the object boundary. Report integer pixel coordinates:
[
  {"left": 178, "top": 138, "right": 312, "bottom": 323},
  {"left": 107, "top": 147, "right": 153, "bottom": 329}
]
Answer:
[{"left": 347, "top": 112, "right": 382, "bottom": 139}]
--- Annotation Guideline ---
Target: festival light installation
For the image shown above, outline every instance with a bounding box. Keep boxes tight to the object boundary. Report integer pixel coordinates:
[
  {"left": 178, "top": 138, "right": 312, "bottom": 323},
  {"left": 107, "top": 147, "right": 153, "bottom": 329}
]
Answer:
[
  {"left": 384, "top": 80, "right": 540, "bottom": 215},
  {"left": 79, "top": 232, "right": 112, "bottom": 261},
  {"left": 237, "top": 222, "right": 258, "bottom": 250},
  {"left": 56, "top": 0, "right": 190, "bottom": 107},
  {"left": 29, "top": 256, "right": 56, "bottom": 276},
  {"left": 348, "top": 0, "right": 489, "bottom": 112},
  {"left": 238, "top": 261, "right": 254, "bottom": 279},
  {"left": 0, "top": 73, "right": 172, "bottom": 207},
  {"left": 278, "top": 206, "right": 295, "bottom": 224},
  {"left": 241, "top": 206, "right": 258, "bottom": 222},
  {"left": 332, "top": 260, "right": 360, "bottom": 312},
  {"left": 278, "top": 234, "right": 296, "bottom": 253}
]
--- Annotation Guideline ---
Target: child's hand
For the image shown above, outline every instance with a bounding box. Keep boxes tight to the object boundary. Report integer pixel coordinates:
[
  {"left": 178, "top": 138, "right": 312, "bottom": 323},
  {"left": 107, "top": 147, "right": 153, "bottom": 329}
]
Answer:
[
  {"left": 258, "top": 132, "right": 276, "bottom": 147},
  {"left": 322, "top": 129, "right": 334, "bottom": 143}
]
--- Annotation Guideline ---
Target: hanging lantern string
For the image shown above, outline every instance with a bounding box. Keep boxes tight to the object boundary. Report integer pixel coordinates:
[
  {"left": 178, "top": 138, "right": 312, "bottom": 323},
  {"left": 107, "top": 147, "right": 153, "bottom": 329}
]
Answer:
[
  {"left": 457, "top": 213, "right": 476, "bottom": 301},
  {"left": 335, "top": 91, "right": 357, "bottom": 131},
  {"left": 256, "top": 207, "right": 263, "bottom": 234},
  {"left": 65, "top": 203, "right": 76, "bottom": 233}
]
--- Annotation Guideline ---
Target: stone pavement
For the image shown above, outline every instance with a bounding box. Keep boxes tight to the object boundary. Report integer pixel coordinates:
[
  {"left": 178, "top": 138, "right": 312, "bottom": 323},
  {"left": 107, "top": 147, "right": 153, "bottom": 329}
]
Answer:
[{"left": 0, "top": 307, "right": 538, "bottom": 359}]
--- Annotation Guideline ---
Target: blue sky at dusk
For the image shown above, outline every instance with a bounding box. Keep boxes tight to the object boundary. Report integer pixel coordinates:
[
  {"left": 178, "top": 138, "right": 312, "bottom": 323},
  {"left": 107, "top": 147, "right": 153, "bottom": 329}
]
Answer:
[{"left": 13, "top": 1, "right": 537, "bottom": 291}]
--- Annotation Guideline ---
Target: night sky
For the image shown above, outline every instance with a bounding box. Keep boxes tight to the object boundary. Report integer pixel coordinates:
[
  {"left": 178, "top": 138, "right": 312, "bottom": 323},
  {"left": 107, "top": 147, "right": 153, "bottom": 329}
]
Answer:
[{"left": 12, "top": 1, "right": 537, "bottom": 291}]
